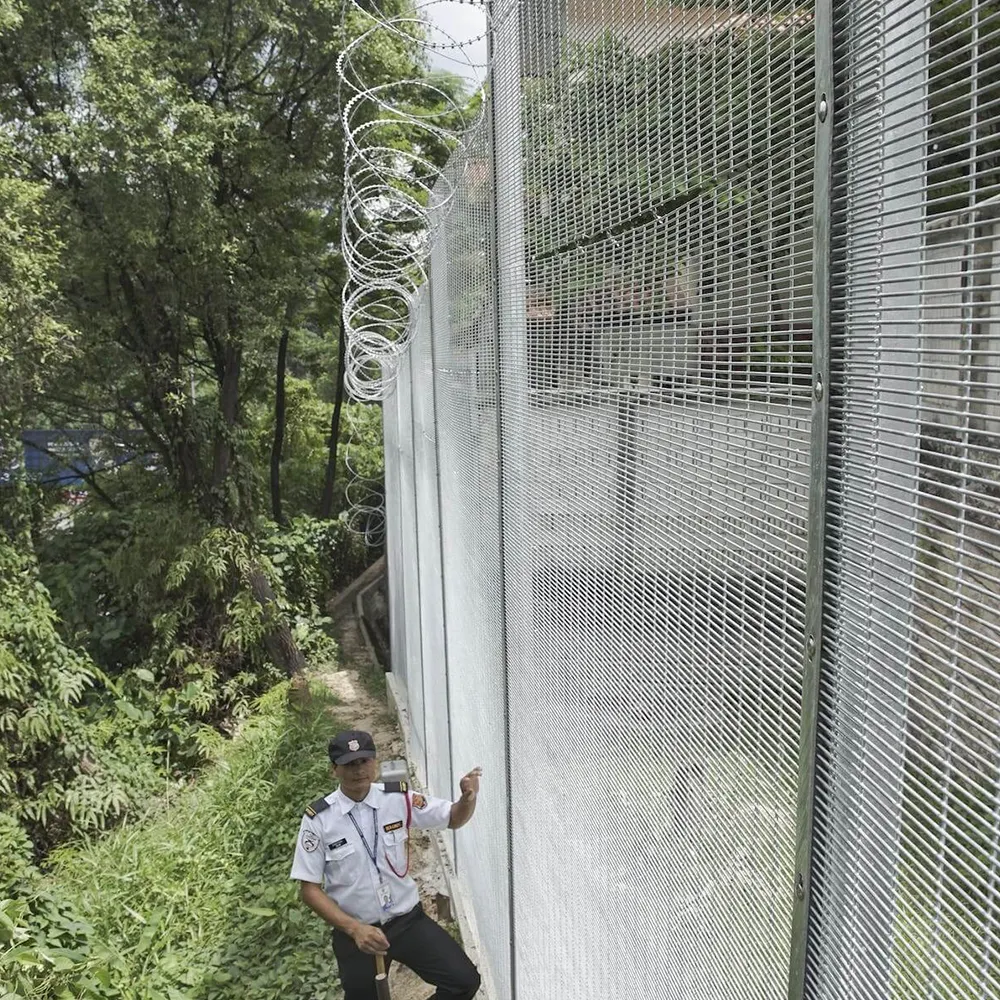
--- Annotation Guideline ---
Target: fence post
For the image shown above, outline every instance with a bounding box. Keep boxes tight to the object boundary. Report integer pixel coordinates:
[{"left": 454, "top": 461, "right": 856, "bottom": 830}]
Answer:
[
  {"left": 489, "top": 0, "right": 526, "bottom": 994},
  {"left": 427, "top": 233, "right": 457, "bottom": 865},
  {"left": 383, "top": 375, "right": 404, "bottom": 695},
  {"left": 404, "top": 350, "right": 428, "bottom": 783},
  {"left": 796, "top": 2, "right": 930, "bottom": 995},
  {"left": 786, "top": 0, "right": 834, "bottom": 995}
]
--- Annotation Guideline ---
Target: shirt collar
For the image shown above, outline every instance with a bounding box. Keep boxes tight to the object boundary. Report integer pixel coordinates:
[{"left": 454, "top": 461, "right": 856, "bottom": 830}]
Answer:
[{"left": 334, "top": 784, "right": 381, "bottom": 814}]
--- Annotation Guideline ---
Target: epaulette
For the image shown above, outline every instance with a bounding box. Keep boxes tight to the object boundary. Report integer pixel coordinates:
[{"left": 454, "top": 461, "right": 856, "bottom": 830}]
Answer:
[
  {"left": 382, "top": 781, "right": 409, "bottom": 793},
  {"left": 304, "top": 796, "right": 333, "bottom": 818}
]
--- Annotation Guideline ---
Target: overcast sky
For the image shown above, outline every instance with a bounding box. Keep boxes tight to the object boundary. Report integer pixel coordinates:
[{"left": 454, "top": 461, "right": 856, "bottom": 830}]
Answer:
[{"left": 422, "top": 2, "right": 489, "bottom": 86}]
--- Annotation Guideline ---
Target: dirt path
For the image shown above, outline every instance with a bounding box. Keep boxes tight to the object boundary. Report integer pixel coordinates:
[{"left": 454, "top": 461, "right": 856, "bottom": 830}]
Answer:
[{"left": 323, "top": 593, "right": 450, "bottom": 1000}]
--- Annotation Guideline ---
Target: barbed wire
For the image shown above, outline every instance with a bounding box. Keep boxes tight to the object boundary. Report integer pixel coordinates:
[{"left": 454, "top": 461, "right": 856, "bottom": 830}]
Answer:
[
  {"left": 337, "top": 0, "right": 492, "bottom": 543},
  {"left": 341, "top": 403, "right": 387, "bottom": 548},
  {"left": 339, "top": 0, "right": 490, "bottom": 402}
]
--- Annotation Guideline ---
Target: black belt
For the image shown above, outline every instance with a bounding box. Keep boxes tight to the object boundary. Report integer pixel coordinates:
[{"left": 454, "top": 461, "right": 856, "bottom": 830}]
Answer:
[{"left": 378, "top": 901, "right": 421, "bottom": 928}]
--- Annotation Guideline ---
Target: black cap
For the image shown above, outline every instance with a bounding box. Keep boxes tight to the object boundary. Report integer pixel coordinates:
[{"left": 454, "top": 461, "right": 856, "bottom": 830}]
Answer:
[{"left": 328, "top": 730, "right": 377, "bottom": 765}]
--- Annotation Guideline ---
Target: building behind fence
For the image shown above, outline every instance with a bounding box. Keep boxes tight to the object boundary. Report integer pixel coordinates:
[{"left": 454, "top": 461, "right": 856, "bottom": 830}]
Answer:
[{"left": 379, "top": 1, "right": 1000, "bottom": 997}]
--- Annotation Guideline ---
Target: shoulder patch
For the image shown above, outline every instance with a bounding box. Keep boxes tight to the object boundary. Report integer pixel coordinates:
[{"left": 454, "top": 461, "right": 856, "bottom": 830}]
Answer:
[
  {"left": 411, "top": 793, "right": 426, "bottom": 809},
  {"left": 304, "top": 796, "right": 332, "bottom": 818},
  {"left": 382, "top": 781, "right": 409, "bottom": 794}
]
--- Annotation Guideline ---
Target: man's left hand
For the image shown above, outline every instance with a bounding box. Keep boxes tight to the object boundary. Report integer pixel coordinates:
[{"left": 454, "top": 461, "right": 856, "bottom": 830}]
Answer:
[{"left": 459, "top": 767, "right": 482, "bottom": 800}]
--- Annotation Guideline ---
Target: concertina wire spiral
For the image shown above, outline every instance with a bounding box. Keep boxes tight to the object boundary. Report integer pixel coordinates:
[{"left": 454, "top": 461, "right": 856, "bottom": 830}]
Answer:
[
  {"left": 338, "top": 0, "right": 491, "bottom": 542},
  {"left": 338, "top": 0, "right": 491, "bottom": 403}
]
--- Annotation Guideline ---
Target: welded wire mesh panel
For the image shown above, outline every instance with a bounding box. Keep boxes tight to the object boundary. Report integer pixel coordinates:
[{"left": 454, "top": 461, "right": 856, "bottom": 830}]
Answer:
[
  {"left": 808, "top": 1, "right": 1000, "bottom": 997},
  {"left": 395, "top": 349, "right": 426, "bottom": 773},
  {"left": 383, "top": 380, "right": 405, "bottom": 692},
  {"left": 432, "top": 116, "right": 512, "bottom": 999},
  {"left": 501, "top": 1, "right": 815, "bottom": 996},
  {"left": 410, "top": 292, "right": 454, "bottom": 825}
]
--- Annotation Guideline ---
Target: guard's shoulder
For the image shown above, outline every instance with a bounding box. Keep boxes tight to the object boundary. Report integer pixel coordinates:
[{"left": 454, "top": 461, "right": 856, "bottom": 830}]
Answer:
[
  {"left": 380, "top": 780, "right": 410, "bottom": 794},
  {"left": 304, "top": 795, "right": 333, "bottom": 818}
]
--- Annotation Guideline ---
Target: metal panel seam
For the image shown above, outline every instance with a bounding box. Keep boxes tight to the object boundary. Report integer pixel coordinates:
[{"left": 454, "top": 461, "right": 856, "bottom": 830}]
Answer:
[
  {"left": 787, "top": 1, "right": 834, "bottom": 996},
  {"left": 407, "top": 350, "right": 429, "bottom": 785},
  {"left": 487, "top": 2, "right": 517, "bottom": 995},
  {"left": 428, "top": 251, "right": 457, "bottom": 870}
]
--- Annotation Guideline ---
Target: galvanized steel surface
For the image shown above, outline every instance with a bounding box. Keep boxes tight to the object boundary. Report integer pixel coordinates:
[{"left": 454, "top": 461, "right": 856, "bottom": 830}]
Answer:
[{"left": 378, "top": 1, "right": 1000, "bottom": 998}]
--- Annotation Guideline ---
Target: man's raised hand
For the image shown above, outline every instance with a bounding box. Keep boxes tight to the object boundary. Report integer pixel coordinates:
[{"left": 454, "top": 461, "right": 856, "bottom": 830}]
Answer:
[{"left": 459, "top": 766, "right": 482, "bottom": 800}]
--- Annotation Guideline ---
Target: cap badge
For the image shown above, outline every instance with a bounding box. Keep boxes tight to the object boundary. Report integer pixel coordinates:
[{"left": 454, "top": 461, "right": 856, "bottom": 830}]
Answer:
[{"left": 348, "top": 739, "right": 360, "bottom": 751}]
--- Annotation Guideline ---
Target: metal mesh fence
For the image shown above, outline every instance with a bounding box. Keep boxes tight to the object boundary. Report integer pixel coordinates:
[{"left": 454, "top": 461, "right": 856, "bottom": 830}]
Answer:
[
  {"left": 807, "top": 1, "right": 1000, "bottom": 998},
  {"left": 376, "top": 0, "right": 1000, "bottom": 997}
]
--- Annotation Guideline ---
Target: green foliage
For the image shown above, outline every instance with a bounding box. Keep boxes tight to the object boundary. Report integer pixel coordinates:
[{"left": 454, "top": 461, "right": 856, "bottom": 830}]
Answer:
[
  {"left": 0, "top": 815, "right": 35, "bottom": 887},
  {"left": 523, "top": 25, "right": 814, "bottom": 279},
  {"left": 262, "top": 515, "right": 368, "bottom": 609},
  {"left": 341, "top": 404, "right": 385, "bottom": 489},
  {"left": 1, "top": 679, "right": 343, "bottom": 1000},
  {"left": 0, "top": 140, "right": 70, "bottom": 537},
  {"left": 39, "top": 492, "right": 274, "bottom": 685},
  {"left": 249, "top": 359, "right": 386, "bottom": 525},
  {"left": 36, "top": 493, "right": 351, "bottom": 774},
  {"left": 0, "top": 170, "right": 67, "bottom": 448},
  {"left": 927, "top": 0, "right": 1000, "bottom": 218},
  {"left": 0, "top": 0, "right": 424, "bottom": 528},
  {"left": 0, "top": 0, "right": 417, "bottom": 866},
  {"left": 2, "top": 477, "right": 365, "bottom": 866},
  {"left": 0, "top": 537, "right": 160, "bottom": 857},
  {"left": 259, "top": 373, "right": 335, "bottom": 519}
]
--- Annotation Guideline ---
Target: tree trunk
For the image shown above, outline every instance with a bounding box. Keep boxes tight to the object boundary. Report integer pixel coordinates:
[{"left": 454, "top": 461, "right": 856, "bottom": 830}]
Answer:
[
  {"left": 271, "top": 327, "right": 290, "bottom": 524},
  {"left": 248, "top": 566, "right": 306, "bottom": 675},
  {"left": 212, "top": 339, "right": 241, "bottom": 500},
  {"left": 319, "top": 320, "right": 347, "bottom": 519}
]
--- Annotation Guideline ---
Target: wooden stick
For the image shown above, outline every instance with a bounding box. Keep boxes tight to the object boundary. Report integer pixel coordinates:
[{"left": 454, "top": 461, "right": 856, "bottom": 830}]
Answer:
[{"left": 375, "top": 953, "right": 391, "bottom": 1000}]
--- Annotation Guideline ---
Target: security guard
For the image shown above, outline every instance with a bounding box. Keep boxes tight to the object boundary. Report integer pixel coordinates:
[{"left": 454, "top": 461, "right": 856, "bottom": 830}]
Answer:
[{"left": 290, "top": 729, "right": 482, "bottom": 1000}]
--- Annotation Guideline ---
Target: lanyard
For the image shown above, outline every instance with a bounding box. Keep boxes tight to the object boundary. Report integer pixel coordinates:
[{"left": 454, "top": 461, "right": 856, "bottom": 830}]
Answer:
[{"left": 348, "top": 807, "right": 379, "bottom": 871}]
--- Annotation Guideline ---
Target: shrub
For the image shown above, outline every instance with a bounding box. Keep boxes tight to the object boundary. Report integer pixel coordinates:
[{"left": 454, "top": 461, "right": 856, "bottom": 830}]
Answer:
[
  {"left": 2, "top": 678, "right": 344, "bottom": 1000},
  {"left": 0, "top": 539, "right": 159, "bottom": 858},
  {"left": 261, "top": 514, "right": 369, "bottom": 608},
  {"left": 22, "top": 496, "right": 362, "bottom": 858}
]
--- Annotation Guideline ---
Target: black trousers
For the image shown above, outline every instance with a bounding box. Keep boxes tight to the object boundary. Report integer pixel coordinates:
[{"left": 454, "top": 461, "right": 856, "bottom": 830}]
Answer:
[{"left": 331, "top": 903, "right": 481, "bottom": 1000}]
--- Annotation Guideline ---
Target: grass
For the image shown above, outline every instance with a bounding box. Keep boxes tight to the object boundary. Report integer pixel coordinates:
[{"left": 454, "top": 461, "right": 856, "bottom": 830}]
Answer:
[
  {"left": 349, "top": 620, "right": 388, "bottom": 705},
  {"left": 2, "top": 677, "right": 345, "bottom": 1000}
]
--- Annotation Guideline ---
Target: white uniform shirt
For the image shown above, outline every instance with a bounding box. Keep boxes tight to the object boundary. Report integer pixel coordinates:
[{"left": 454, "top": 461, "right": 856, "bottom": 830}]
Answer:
[{"left": 289, "top": 782, "right": 452, "bottom": 924}]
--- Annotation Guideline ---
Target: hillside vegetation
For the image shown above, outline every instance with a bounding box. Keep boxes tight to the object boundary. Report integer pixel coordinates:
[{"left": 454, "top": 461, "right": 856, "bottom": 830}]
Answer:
[{"left": 0, "top": 2, "right": 465, "bottom": 994}]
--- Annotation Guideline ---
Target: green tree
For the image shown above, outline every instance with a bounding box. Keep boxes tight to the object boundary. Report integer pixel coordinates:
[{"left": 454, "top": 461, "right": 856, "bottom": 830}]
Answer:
[
  {"left": 0, "top": 0, "right": 450, "bottom": 859},
  {"left": 0, "top": 0, "right": 426, "bottom": 677},
  {"left": 520, "top": 26, "right": 815, "bottom": 395},
  {"left": 0, "top": 13, "right": 160, "bottom": 856}
]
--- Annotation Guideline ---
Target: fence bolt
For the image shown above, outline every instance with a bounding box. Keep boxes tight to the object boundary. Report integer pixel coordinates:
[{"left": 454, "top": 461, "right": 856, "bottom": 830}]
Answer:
[
  {"left": 814, "top": 375, "right": 824, "bottom": 401},
  {"left": 818, "top": 95, "right": 828, "bottom": 122}
]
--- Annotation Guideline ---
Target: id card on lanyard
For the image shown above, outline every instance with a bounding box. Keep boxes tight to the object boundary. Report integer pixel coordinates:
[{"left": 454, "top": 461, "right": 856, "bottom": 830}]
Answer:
[{"left": 349, "top": 808, "right": 393, "bottom": 911}]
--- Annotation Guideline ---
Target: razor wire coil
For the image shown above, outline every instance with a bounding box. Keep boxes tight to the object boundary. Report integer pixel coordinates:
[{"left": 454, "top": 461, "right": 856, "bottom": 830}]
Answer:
[
  {"left": 339, "top": 0, "right": 490, "bottom": 402},
  {"left": 338, "top": 0, "right": 491, "bottom": 543}
]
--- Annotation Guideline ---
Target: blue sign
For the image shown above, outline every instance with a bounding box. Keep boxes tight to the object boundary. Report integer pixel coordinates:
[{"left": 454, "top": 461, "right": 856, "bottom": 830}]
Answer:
[{"left": 2, "top": 430, "right": 152, "bottom": 488}]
